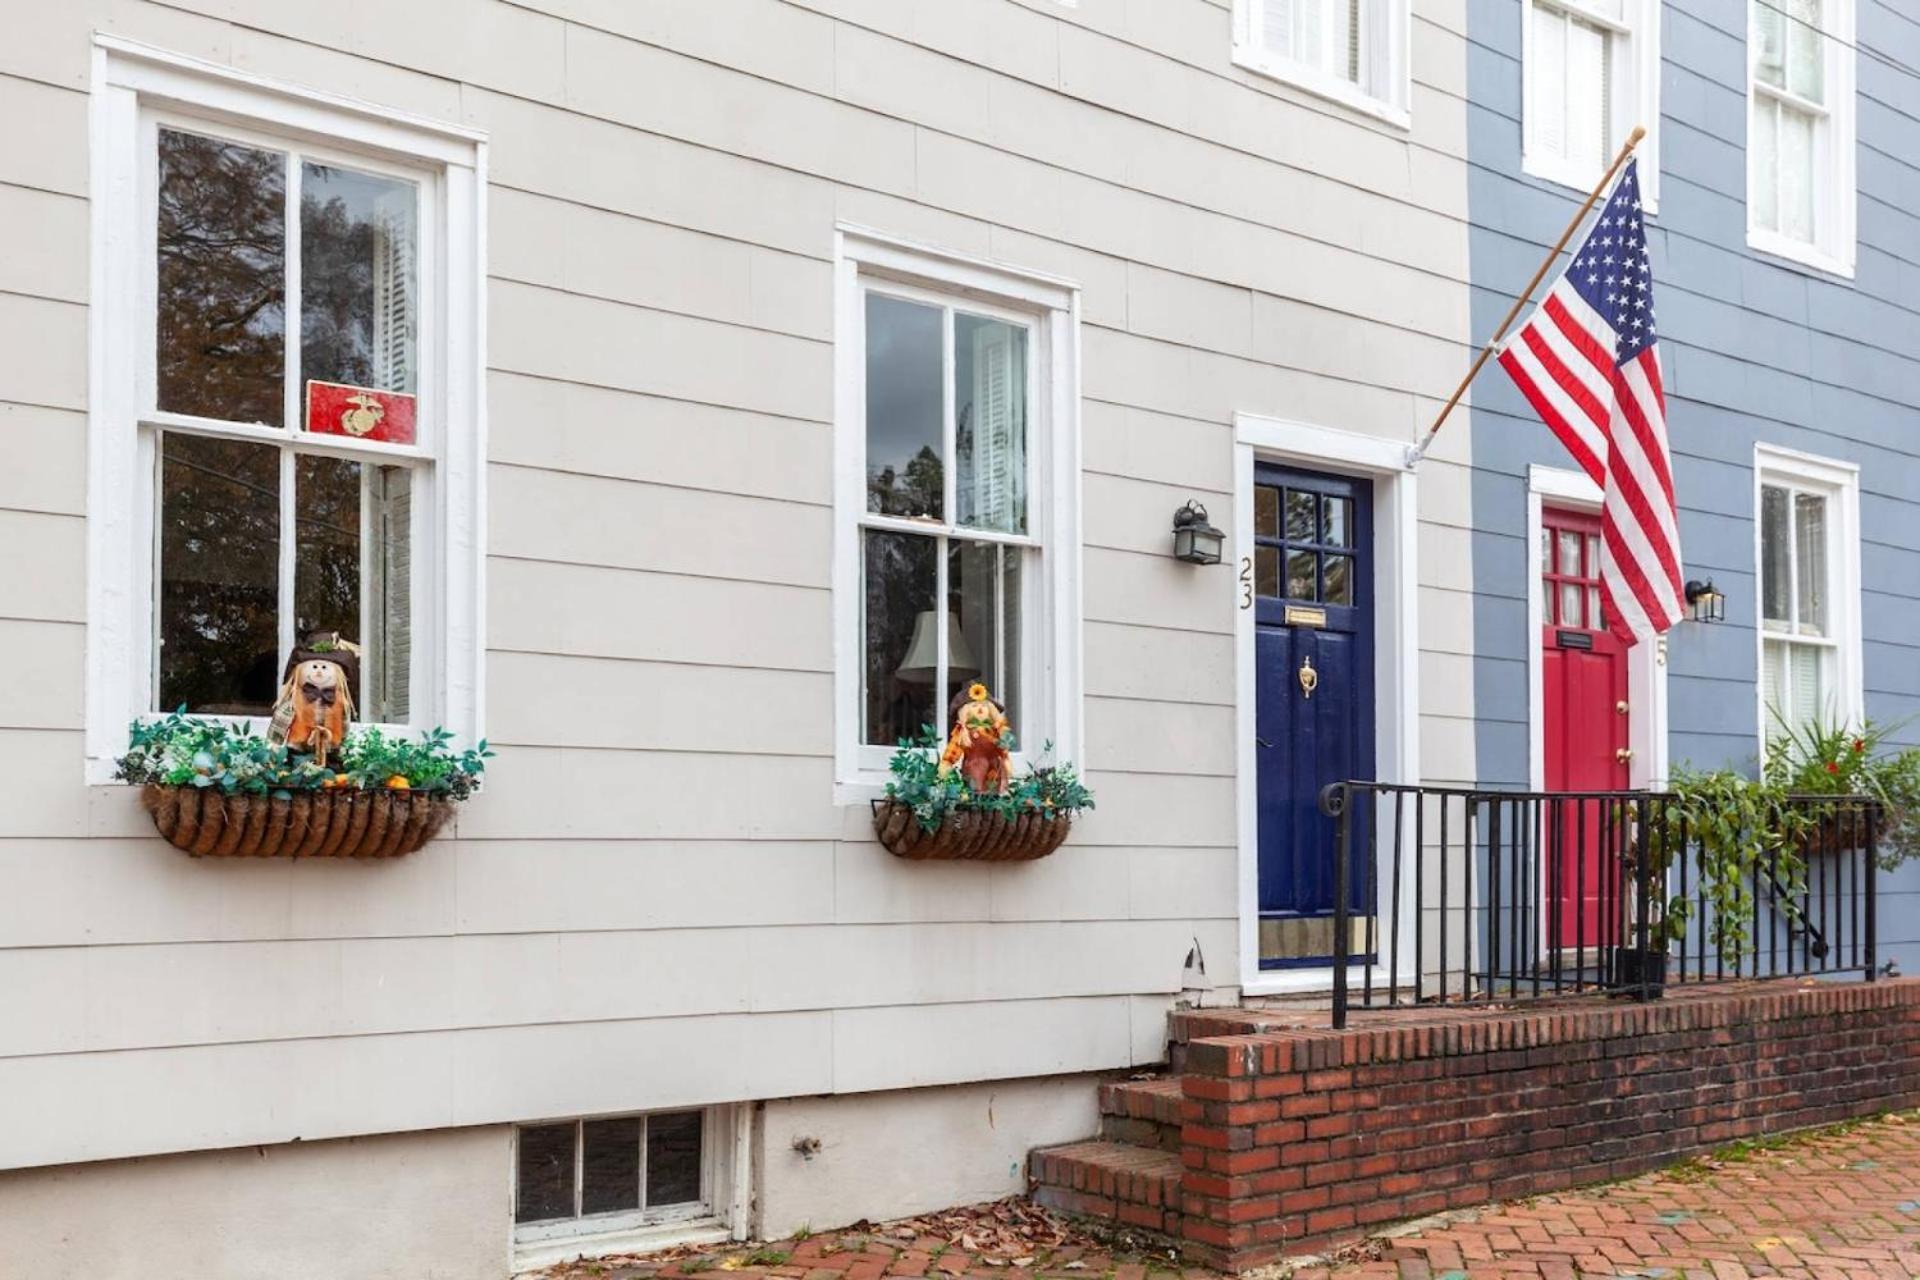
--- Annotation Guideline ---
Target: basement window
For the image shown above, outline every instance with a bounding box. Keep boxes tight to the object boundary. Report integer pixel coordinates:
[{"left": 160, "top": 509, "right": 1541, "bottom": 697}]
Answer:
[{"left": 515, "top": 1110, "right": 715, "bottom": 1244}]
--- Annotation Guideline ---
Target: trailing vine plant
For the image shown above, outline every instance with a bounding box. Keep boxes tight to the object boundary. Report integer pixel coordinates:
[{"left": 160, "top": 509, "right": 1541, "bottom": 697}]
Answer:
[{"left": 1636, "top": 768, "right": 1812, "bottom": 963}]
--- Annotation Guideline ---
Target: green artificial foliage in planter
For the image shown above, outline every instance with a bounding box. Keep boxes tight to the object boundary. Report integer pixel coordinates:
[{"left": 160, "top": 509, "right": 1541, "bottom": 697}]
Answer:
[
  {"left": 872, "top": 731, "right": 1094, "bottom": 861},
  {"left": 1764, "top": 713, "right": 1920, "bottom": 870},
  {"left": 117, "top": 711, "right": 492, "bottom": 797},
  {"left": 116, "top": 712, "right": 491, "bottom": 858}
]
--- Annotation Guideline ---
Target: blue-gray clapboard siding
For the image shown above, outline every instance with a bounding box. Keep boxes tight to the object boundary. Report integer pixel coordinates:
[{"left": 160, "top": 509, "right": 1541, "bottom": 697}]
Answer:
[{"left": 1465, "top": 0, "right": 1920, "bottom": 968}]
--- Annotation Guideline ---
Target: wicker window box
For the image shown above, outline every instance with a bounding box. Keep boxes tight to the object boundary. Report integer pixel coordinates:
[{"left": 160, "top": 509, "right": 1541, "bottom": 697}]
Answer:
[
  {"left": 871, "top": 799, "right": 1073, "bottom": 862},
  {"left": 141, "top": 784, "right": 453, "bottom": 859}
]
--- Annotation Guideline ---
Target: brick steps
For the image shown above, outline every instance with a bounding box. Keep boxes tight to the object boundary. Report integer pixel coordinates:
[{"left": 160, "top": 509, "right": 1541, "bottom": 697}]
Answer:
[
  {"left": 1098, "top": 1077, "right": 1184, "bottom": 1152},
  {"left": 1028, "top": 1140, "right": 1184, "bottom": 1236}
]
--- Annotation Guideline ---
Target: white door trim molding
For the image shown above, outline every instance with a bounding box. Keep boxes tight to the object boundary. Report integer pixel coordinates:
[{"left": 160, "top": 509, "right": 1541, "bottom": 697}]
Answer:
[
  {"left": 1525, "top": 465, "right": 1668, "bottom": 793},
  {"left": 1233, "top": 414, "right": 1420, "bottom": 997}
]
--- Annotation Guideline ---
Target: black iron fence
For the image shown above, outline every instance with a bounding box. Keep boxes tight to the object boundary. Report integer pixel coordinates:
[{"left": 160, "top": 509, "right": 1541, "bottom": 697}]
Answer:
[{"left": 1321, "top": 782, "right": 1879, "bottom": 1029}]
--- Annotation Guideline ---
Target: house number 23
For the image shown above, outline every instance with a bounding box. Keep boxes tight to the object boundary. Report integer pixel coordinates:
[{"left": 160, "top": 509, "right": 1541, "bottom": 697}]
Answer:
[{"left": 1239, "top": 557, "right": 1253, "bottom": 609}]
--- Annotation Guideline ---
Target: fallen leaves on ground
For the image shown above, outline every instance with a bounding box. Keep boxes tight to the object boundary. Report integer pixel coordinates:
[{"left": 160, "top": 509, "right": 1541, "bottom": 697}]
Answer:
[{"left": 530, "top": 1197, "right": 1110, "bottom": 1280}]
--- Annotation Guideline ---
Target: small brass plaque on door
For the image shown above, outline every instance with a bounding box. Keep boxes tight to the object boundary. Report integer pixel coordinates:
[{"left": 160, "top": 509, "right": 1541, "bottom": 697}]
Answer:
[{"left": 1284, "top": 605, "right": 1328, "bottom": 628}]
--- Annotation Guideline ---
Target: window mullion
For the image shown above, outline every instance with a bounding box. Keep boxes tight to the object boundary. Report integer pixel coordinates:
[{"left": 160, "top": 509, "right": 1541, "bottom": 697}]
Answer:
[
  {"left": 1786, "top": 484, "right": 1801, "bottom": 634},
  {"left": 278, "top": 152, "right": 302, "bottom": 674},
  {"left": 994, "top": 544, "right": 1006, "bottom": 702},
  {"left": 282, "top": 151, "right": 302, "bottom": 440},
  {"left": 935, "top": 534, "right": 949, "bottom": 732},
  {"left": 574, "top": 1120, "right": 585, "bottom": 1220},
  {"left": 942, "top": 306, "right": 957, "bottom": 531},
  {"left": 638, "top": 1114, "right": 649, "bottom": 1213},
  {"left": 278, "top": 447, "right": 296, "bottom": 672}
]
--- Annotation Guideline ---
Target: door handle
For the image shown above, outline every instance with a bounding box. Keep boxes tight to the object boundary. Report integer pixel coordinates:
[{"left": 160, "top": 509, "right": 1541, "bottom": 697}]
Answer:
[
  {"left": 1616, "top": 701, "right": 1630, "bottom": 715},
  {"left": 1257, "top": 737, "right": 1273, "bottom": 749},
  {"left": 1616, "top": 747, "right": 1634, "bottom": 763}
]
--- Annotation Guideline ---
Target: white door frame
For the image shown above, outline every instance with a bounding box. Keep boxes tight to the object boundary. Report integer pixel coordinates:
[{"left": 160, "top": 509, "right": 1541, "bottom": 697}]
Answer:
[
  {"left": 1526, "top": 463, "right": 1669, "bottom": 794},
  {"left": 1233, "top": 414, "right": 1421, "bottom": 997}
]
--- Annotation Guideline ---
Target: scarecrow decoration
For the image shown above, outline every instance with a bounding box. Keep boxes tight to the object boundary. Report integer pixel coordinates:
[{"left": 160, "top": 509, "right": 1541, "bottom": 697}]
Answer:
[
  {"left": 268, "top": 640, "right": 359, "bottom": 768},
  {"left": 939, "top": 682, "right": 1012, "bottom": 796}
]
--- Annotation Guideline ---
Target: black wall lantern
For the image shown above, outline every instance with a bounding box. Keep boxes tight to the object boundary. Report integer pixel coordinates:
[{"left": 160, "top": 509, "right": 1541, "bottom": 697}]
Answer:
[
  {"left": 1172, "top": 500, "right": 1224, "bottom": 565},
  {"left": 1685, "top": 579, "right": 1725, "bottom": 624}
]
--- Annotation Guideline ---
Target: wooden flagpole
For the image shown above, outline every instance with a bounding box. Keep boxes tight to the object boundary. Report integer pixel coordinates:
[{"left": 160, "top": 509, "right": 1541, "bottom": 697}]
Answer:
[{"left": 1407, "top": 124, "right": 1647, "bottom": 466}]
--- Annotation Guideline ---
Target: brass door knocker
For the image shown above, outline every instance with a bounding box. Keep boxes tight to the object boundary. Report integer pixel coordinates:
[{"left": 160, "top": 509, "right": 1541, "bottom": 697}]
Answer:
[{"left": 1297, "top": 654, "right": 1318, "bottom": 699}]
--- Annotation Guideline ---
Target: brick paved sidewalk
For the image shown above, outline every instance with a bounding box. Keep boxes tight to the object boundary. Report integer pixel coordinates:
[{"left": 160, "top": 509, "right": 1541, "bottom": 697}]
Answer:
[
  {"left": 539, "top": 1115, "right": 1920, "bottom": 1280},
  {"left": 1312, "top": 1114, "right": 1920, "bottom": 1280}
]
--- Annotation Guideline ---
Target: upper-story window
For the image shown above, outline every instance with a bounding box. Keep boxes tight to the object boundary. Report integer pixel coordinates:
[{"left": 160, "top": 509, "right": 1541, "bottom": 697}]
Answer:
[
  {"left": 1756, "top": 446, "right": 1861, "bottom": 745},
  {"left": 1231, "top": 0, "right": 1412, "bottom": 128},
  {"left": 833, "top": 230, "right": 1081, "bottom": 794},
  {"left": 1748, "top": 0, "right": 1856, "bottom": 275},
  {"left": 85, "top": 39, "right": 485, "bottom": 779},
  {"left": 1522, "top": 0, "right": 1660, "bottom": 205}
]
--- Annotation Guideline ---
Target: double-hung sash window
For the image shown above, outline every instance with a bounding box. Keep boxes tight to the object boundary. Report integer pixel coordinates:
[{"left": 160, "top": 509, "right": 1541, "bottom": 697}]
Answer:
[
  {"left": 86, "top": 40, "right": 485, "bottom": 778},
  {"left": 151, "top": 127, "right": 426, "bottom": 722},
  {"left": 833, "top": 231, "right": 1081, "bottom": 792},
  {"left": 1756, "top": 448, "right": 1861, "bottom": 745},
  {"left": 1748, "top": 0, "right": 1856, "bottom": 273},
  {"left": 1522, "top": 0, "right": 1659, "bottom": 202},
  {"left": 1232, "top": 0, "right": 1412, "bottom": 127}
]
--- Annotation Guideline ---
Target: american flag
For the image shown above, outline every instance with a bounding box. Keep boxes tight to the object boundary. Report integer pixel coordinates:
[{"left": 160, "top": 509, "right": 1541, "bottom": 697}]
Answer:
[{"left": 1496, "top": 158, "right": 1684, "bottom": 645}]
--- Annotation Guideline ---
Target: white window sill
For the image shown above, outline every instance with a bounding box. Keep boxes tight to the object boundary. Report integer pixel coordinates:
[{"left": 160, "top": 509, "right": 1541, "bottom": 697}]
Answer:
[
  {"left": 1746, "top": 227, "right": 1856, "bottom": 281},
  {"left": 835, "top": 775, "right": 891, "bottom": 807},
  {"left": 1230, "top": 44, "right": 1411, "bottom": 131},
  {"left": 1522, "top": 150, "right": 1660, "bottom": 214},
  {"left": 513, "top": 1217, "right": 731, "bottom": 1274}
]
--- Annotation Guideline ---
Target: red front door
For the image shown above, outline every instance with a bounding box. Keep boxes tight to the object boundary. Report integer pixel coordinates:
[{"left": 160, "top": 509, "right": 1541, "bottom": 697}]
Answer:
[{"left": 1541, "top": 507, "right": 1630, "bottom": 951}]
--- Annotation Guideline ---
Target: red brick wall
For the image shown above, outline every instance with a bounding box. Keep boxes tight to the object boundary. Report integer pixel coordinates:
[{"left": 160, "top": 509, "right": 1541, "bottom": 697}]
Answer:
[{"left": 1178, "top": 981, "right": 1920, "bottom": 1271}]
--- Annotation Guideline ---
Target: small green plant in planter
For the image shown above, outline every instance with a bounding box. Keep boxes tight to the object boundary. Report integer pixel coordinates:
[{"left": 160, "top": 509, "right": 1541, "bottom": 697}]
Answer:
[
  {"left": 117, "top": 712, "right": 491, "bottom": 797},
  {"left": 1764, "top": 713, "right": 1920, "bottom": 870},
  {"left": 117, "top": 712, "right": 491, "bottom": 858},
  {"left": 873, "top": 727, "right": 1094, "bottom": 862},
  {"left": 883, "top": 730, "right": 1095, "bottom": 833}
]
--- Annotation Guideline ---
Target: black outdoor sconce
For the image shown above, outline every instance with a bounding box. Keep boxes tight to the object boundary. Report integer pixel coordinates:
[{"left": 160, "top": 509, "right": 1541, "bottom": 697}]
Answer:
[
  {"left": 1685, "top": 579, "right": 1725, "bottom": 624},
  {"left": 1172, "top": 500, "right": 1224, "bottom": 565}
]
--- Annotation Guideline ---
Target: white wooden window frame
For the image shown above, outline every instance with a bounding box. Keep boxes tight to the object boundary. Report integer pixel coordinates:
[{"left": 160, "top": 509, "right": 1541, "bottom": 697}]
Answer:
[
  {"left": 84, "top": 37, "right": 487, "bottom": 783},
  {"left": 1752, "top": 443, "right": 1862, "bottom": 753},
  {"left": 510, "top": 1104, "right": 750, "bottom": 1273},
  {"left": 1521, "top": 0, "right": 1663, "bottom": 211},
  {"left": 1230, "top": 0, "right": 1413, "bottom": 130},
  {"left": 1746, "top": 0, "right": 1856, "bottom": 277},
  {"left": 831, "top": 226, "right": 1083, "bottom": 801}
]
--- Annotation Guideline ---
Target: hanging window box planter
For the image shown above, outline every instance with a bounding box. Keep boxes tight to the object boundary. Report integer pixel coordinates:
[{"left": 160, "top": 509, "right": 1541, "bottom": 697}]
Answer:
[
  {"left": 872, "top": 685, "right": 1093, "bottom": 863},
  {"left": 117, "top": 712, "right": 490, "bottom": 860},
  {"left": 140, "top": 784, "right": 455, "bottom": 859},
  {"left": 871, "top": 799, "right": 1075, "bottom": 862}
]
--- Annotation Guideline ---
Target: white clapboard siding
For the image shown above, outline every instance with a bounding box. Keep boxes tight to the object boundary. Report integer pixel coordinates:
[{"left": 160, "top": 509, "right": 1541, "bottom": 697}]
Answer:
[
  {"left": 487, "top": 373, "right": 832, "bottom": 506},
  {"left": 0, "top": 0, "right": 1475, "bottom": 1171}
]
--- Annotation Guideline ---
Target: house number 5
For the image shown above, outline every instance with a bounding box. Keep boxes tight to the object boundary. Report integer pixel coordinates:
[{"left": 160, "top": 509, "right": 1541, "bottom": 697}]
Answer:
[{"left": 1239, "top": 557, "right": 1253, "bottom": 609}]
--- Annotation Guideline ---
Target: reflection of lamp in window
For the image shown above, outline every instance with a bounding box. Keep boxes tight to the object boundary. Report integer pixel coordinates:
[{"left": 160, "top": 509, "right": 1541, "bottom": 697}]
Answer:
[{"left": 895, "top": 611, "right": 979, "bottom": 685}]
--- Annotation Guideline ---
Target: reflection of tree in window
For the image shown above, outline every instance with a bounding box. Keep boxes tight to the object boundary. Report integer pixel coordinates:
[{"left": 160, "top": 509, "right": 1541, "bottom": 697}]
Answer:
[
  {"left": 866, "top": 445, "right": 944, "bottom": 520},
  {"left": 158, "top": 435, "right": 280, "bottom": 714},
  {"left": 863, "top": 530, "right": 936, "bottom": 745},
  {"left": 156, "top": 131, "right": 285, "bottom": 425}
]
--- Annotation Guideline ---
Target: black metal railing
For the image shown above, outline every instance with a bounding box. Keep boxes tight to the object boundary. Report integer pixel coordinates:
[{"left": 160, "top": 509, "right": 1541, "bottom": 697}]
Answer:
[{"left": 1321, "top": 782, "right": 1879, "bottom": 1029}]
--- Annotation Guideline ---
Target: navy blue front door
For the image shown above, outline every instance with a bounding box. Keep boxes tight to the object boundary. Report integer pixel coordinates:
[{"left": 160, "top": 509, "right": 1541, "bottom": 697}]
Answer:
[{"left": 1253, "top": 465, "right": 1374, "bottom": 969}]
